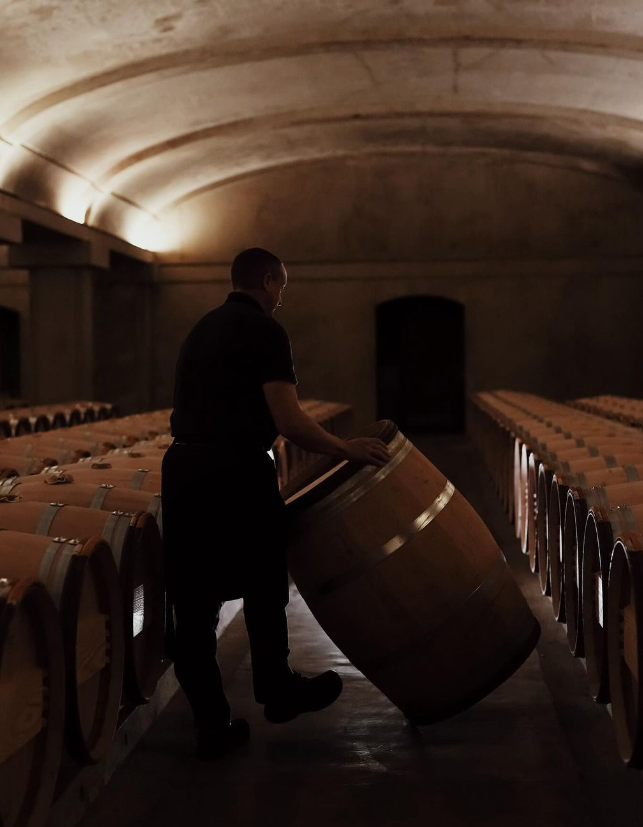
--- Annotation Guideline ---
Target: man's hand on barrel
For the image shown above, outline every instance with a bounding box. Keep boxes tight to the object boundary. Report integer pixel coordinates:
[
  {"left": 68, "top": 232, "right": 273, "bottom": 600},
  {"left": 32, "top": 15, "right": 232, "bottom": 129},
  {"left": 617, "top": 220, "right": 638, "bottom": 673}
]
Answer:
[
  {"left": 264, "top": 381, "right": 391, "bottom": 465},
  {"left": 343, "top": 437, "right": 391, "bottom": 467}
]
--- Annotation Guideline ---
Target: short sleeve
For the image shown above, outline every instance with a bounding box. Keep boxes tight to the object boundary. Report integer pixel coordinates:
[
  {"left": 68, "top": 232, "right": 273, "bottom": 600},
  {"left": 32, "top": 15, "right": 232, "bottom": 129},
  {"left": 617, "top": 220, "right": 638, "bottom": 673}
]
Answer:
[{"left": 259, "top": 321, "right": 298, "bottom": 386}]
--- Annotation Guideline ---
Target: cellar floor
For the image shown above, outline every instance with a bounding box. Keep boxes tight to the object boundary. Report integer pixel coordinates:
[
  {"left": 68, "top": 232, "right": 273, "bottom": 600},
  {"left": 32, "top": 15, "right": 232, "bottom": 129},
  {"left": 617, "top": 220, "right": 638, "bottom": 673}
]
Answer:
[{"left": 76, "top": 435, "right": 643, "bottom": 827}]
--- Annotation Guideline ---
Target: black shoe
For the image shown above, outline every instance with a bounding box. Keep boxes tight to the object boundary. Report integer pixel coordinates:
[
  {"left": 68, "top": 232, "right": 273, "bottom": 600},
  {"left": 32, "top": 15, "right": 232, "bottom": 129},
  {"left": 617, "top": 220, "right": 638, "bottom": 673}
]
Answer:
[
  {"left": 195, "top": 718, "right": 250, "bottom": 760},
  {"left": 263, "top": 670, "right": 343, "bottom": 724}
]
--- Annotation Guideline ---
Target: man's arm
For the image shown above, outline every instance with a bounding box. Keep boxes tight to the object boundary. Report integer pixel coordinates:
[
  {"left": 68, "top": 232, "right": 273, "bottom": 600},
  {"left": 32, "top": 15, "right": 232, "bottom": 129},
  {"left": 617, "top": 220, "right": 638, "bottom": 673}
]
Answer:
[{"left": 263, "top": 381, "right": 391, "bottom": 467}]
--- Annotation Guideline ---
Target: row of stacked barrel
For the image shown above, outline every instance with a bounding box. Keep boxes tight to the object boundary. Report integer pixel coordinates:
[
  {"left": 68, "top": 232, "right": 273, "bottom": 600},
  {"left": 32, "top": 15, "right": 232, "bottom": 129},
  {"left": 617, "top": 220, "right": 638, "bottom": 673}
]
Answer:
[
  {"left": 570, "top": 395, "right": 643, "bottom": 429},
  {"left": 0, "top": 408, "right": 172, "bottom": 827},
  {"left": 0, "top": 400, "right": 353, "bottom": 488},
  {"left": 470, "top": 390, "right": 643, "bottom": 768},
  {"left": 0, "top": 399, "right": 116, "bottom": 438},
  {"left": 0, "top": 396, "right": 354, "bottom": 827}
]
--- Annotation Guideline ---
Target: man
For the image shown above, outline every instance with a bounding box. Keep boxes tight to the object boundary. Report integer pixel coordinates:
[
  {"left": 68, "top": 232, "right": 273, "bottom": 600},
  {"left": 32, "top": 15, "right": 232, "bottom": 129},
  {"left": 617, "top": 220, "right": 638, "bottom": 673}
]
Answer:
[{"left": 161, "top": 247, "right": 390, "bottom": 760}]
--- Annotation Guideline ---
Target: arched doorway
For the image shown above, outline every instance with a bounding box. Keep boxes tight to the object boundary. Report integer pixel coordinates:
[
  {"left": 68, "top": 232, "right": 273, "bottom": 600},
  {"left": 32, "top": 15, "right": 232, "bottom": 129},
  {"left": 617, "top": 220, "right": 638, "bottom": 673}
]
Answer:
[
  {"left": 0, "top": 306, "right": 21, "bottom": 401},
  {"left": 376, "top": 296, "right": 465, "bottom": 433}
]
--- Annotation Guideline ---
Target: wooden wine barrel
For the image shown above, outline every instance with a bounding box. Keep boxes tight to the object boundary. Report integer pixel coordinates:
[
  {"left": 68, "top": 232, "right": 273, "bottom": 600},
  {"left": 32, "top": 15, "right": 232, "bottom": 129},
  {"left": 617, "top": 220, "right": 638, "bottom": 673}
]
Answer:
[
  {"left": 527, "top": 441, "right": 643, "bottom": 557},
  {"left": 0, "top": 454, "right": 53, "bottom": 479},
  {"left": 31, "top": 434, "right": 119, "bottom": 458},
  {"left": 282, "top": 421, "right": 540, "bottom": 723},
  {"left": 65, "top": 427, "right": 137, "bottom": 447},
  {"left": 535, "top": 433, "right": 641, "bottom": 453},
  {"left": 70, "top": 400, "right": 115, "bottom": 422},
  {"left": 481, "top": 412, "right": 504, "bottom": 510},
  {"left": 500, "top": 429, "right": 515, "bottom": 520},
  {"left": 65, "top": 401, "right": 108, "bottom": 424},
  {"left": 513, "top": 437, "right": 527, "bottom": 541},
  {"left": 536, "top": 462, "right": 643, "bottom": 599},
  {"left": 581, "top": 481, "right": 643, "bottom": 511},
  {"left": 84, "top": 409, "right": 164, "bottom": 425},
  {"left": 29, "top": 405, "right": 67, "bottom": 430},
  {"left": 526, "top": 436, "right": 642, "bottom": 553},
  {"left": 74, "top": 415, "right": 168, "bottom": 438},
  {"left": 521, "top": 420, "right": 613, "bottom": 440},
  {"left": 1, "top": 409, "right": 51, "bottom": 435},
  {"left": 548, "top": 461, "right": 643, "bottom": 624},
  {"left": 543, "top": 444, "right": 643, "bottom": 465},
  {"left": 535, "top": 462, "right": 557, "bottom": 596},
  {"left": 73, "top": 455, "right": 164, "bottom": 473},
  {"left": 0, "top": 531, "right": 124, "bottom": 764},
  {"left": 38, "top": 466, "right": 163, "bottom": 493},
  {"left": 563, "top": 481, "right": 643, "bottom": 658},
  {"left": 534, "top": 437, "right": 633, "bottom": 461},
  {"left": 104, "top": 448, "right": 167, "bottom": 460},
  {"left": 0, "top": 502, "right": 164, "bottom": 704},
  {"left": 0, "top": 458, "right": 19, "bottom": 480},
  {"left": 607, "top": 533, "right": 643, "bottom": 767},
  {"left": 519, "top": 436, "right": 624, "bottom": 557},
  {"left": 128, "top": 436, "right": 173, "bottom": 452},
  {"left": 583, "top": 505, "right": 643, "bottom": 704},
  {"left": 558, "top": 464, "right": 643, "bottom": 490},
  {"left": 79, "top": 422, "right": 162, "bottom": 441},
  {"left": 562, "top": 488, "right": 588, "bottom": 655},
  {"left": 0, "top": 577, "right": 65, "bottom": 827},
  {"left": 272, "top": 438, "right": 289, "bottom": 489},
  {"left": 29, "top": 412, "right": 50, "bottom": 433},
  {"left": 525, "top": 450, "right": 542, "bottom": 570},
  {"left": 0, "top": 436, "right": 101, "bottom": 464},
  {"left": 0, "top": 478, "right": 163, "bottom": 530},
  {"left": 11, "top": 416, "right": 32, "bottom": 437},
  {"left": 67, "top": 407, "right": 84, "bottom": 427}
]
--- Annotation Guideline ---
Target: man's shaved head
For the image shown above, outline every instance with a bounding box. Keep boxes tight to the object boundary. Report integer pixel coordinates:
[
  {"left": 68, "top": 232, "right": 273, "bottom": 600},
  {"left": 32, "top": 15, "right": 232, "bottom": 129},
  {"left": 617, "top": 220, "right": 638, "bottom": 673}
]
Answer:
[{"left": 231, "top": 247, "right": 283, "bottom": 290}]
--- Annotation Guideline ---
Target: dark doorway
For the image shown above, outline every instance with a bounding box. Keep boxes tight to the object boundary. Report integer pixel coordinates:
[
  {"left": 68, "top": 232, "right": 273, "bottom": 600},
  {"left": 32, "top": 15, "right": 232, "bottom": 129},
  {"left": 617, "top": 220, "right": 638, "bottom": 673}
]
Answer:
[
  {"left": 376, "top": 296, "right": 465, "bottom": 433},
  {"left": 0, "top": 306, "right": 21, "bottom": 400}
]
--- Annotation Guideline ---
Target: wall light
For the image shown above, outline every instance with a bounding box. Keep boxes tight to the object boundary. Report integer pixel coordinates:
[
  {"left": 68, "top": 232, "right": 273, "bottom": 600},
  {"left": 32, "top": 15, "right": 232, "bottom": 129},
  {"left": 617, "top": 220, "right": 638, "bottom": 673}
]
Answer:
[
  {"left": 0, "top": 138, "right": 21, "bottom": 189},
  {"left": 121, "top": 211, "right": 165, "bottom": 252},
  {"left": 56, "top": 179, "right": 95, "bottom": 224}
]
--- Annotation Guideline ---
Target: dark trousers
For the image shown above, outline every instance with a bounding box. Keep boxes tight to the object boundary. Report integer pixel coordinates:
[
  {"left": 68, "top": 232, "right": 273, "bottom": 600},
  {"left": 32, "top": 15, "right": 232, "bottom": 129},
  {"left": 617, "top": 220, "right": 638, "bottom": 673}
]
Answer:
[{"left": 161, "top": 441, "right": 293, "bottom": 730}]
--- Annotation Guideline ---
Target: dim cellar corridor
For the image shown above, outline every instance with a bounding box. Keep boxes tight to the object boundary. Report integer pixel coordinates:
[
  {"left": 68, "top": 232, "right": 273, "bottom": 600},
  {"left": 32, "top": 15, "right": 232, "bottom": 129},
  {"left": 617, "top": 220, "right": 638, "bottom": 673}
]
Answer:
[
  {"left": 72, "top": 436, "right": 643, "bottom": 827},
  {"left": 5, "top": 2, "right": 643, "bottom": 824}
]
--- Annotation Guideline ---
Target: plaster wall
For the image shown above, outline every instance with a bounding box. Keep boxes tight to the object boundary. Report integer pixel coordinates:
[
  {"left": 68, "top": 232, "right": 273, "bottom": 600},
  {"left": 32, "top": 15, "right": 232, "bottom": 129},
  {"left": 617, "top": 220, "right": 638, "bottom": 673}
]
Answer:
[
  {"left": 0, "top": 264, "right": 153, "bottom": 413},
  {"left": 165, "top": 153, "right": 643, "bottom": 263},
  {"left": 152, "top": 266, "right": 643, "bottom": 429},
  {"left": 92, "top": 266, "right": 154, "bottom": 414},
  {"left": 154, "top": 153, "right": 643, "bottom": 428},
  {"left": 28, "top": 267, "right": 96, "bottom": 404}
]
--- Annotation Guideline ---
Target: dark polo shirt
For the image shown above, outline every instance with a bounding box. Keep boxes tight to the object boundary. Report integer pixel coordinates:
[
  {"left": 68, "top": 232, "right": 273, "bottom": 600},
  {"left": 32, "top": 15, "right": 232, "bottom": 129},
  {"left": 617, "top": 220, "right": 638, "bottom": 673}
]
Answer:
[{"left": 170, "top": 292, "right": 297, "bottom": 451}]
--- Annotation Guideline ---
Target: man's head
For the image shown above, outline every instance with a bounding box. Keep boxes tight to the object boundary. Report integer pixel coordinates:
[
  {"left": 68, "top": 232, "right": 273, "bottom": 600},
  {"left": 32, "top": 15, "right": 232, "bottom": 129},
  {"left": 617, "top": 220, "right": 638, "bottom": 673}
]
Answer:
[{"left": 231, "top": 247, "right": 287, "bottom": 315}]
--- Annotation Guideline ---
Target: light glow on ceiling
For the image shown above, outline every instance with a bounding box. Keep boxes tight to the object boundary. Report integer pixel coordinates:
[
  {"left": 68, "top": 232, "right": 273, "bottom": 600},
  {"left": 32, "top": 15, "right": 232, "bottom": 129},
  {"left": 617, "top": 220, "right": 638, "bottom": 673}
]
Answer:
[
  {"left": 121, "top": 210, "right": 165, "bottom": 252},
  {"left": 0, "top": 138, "right": 20, "bottom": 189},
  {"left": 57, "top": 178, "right": 96, "bottom": 224}
]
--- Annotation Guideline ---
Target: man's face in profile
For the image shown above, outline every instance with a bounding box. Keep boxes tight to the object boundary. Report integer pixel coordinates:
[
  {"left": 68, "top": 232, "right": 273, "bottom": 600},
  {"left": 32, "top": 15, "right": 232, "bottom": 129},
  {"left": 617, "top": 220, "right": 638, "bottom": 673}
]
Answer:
[{"left": 267, "top": 265, "right": 287, "bottom": 315}]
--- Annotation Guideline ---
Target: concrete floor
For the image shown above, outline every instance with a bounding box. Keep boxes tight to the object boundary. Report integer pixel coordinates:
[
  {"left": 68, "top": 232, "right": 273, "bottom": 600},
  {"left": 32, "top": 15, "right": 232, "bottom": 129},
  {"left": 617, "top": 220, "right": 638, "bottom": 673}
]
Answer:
[{"left": 78, "top": 436, "right": 643, "bottom": 827}]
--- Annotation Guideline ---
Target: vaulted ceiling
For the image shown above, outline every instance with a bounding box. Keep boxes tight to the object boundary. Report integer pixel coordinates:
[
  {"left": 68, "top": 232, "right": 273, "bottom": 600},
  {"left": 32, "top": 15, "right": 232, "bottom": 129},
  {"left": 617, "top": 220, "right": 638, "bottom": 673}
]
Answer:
[{"left": 1, "top": 0, "right": 643, "bottom": 250}]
